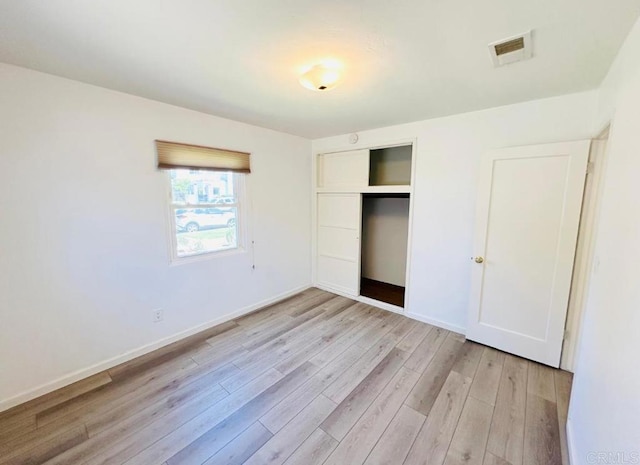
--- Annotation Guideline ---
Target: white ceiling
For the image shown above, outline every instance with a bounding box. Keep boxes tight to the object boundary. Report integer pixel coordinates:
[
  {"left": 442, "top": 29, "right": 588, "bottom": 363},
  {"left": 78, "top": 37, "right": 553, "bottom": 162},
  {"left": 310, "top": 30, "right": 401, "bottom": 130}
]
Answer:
[{"left": 1, "top": 1, "right": 639, "bottom": 138}]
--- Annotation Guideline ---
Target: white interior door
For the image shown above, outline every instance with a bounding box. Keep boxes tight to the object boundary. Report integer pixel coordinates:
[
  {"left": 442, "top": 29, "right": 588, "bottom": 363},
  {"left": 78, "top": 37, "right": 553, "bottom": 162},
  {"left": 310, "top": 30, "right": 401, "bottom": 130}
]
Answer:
[
  {"left": 467, "top": 140, "right": 590, "bottom": 367},
  {"left": 317, "top": 193, "right": 362, "bottom": 296}
]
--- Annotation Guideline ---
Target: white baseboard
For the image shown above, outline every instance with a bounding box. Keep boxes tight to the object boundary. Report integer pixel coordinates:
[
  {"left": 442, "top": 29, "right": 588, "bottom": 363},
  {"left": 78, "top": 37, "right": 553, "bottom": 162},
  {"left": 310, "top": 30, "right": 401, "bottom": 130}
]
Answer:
[
  {"left": 357, "top": 295, "right": 405, "bottom": 314},
  {"left": 0, "top": 284, "right": 311, "bottom": 413},
  {"left": 566, "top": 418, "right": 578, "bottom": 465},
  {"left": 315, "top": 282, "right": 467, "bottom": 336},
  {"left": 405, "top": 311, "right": 467, "bottom": 336}
]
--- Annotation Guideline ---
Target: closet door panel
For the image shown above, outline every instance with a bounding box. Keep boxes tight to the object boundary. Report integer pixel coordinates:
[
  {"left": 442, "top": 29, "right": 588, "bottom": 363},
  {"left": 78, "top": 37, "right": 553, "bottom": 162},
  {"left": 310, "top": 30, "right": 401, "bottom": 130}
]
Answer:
[
  {"left": 316, "top": 193, "right": 361, "bottom": 296},
  {"left": 317, "top": 150, "right": 369, "bottom": 189},
  {"left": 317, "top": 256, "right": 360, "bottom": 295},
  {"left": 318, "top": 227, "right": 359, "bottom": 261},
  {"left": 318, "top": 193, "right": 360, "bottom": 228}
]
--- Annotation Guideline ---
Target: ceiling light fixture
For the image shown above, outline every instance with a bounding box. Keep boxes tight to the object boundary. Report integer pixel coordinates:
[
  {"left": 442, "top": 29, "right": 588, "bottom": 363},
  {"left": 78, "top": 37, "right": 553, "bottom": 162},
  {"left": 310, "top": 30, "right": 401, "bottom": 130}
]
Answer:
[{"left": 299, "top": 64, "right": 341, "bottom": 91}]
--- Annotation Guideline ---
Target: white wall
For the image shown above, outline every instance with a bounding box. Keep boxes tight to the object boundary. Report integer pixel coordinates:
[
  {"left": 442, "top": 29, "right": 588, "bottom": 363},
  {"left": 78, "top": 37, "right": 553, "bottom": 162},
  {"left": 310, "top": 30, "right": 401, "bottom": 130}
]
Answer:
[
  {"left": 567, "top": 18, "right": 640, "bottom": 462},
  {"left": 313, "top": 91, "right": 597, "bottom": 332},
  {"left": 361, "top": 197, "right": 410, "bottom": 287},
  {"left": 0, "top": 64, "right": 312, "bottom": 410}
]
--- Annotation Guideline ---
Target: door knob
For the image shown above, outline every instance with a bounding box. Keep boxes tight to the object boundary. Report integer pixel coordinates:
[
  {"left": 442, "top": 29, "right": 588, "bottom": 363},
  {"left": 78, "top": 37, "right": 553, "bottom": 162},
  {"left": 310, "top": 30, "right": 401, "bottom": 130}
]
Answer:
[{"left": 474, "top": 256, "right": 484, "bottom": 264}]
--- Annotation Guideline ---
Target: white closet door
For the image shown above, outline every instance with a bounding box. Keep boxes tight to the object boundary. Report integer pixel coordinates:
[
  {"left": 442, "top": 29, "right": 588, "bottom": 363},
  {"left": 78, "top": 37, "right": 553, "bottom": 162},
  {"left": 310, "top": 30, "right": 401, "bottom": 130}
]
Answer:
[
  {"left": 317, "top": 193, "right": 361, "bottom": 296},
  {"left": 317, "top": 150, "right": 369, "bottom": 189}
]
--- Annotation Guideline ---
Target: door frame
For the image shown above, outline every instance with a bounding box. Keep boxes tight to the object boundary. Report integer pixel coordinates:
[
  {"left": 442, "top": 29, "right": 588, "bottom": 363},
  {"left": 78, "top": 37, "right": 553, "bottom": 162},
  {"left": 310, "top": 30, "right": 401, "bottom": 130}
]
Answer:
[{"left": 560, "top": 125, "right": 610, "bottom": 371}]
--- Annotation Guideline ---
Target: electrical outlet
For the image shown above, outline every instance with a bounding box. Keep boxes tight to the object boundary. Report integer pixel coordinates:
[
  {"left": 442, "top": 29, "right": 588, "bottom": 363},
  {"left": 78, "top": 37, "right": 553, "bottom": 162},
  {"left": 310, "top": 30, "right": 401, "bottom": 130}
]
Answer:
[{"left": 152, "top": 308, "right": 164, "bottom": 323}]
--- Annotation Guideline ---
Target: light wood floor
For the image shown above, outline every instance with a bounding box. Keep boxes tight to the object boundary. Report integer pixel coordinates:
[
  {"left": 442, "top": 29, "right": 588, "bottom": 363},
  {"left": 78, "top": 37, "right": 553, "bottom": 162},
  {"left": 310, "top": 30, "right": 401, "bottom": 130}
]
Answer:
[{"left": 0, "top": 288, "right": 571, "bottom": 465}]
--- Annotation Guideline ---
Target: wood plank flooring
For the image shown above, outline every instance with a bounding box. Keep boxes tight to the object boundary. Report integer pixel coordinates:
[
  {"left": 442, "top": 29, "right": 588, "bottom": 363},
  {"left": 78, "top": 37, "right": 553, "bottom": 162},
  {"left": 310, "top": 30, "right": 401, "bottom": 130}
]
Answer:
[{"left": 0, "top": 288, "right": 571, "bottom": 465}]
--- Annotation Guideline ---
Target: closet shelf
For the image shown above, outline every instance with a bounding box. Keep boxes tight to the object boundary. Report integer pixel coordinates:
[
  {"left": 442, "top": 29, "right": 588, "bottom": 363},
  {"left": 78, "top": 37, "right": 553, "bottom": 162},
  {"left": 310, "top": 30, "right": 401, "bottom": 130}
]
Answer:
[{"left": 316, "top": 185, "right": 411, "bottom": 194}]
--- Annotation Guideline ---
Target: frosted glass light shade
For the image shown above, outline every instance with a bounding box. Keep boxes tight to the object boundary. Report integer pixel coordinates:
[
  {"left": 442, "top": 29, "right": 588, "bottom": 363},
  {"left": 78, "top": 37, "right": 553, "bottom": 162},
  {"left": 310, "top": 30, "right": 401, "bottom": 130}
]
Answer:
[{"left": 299, "top": 64, "right": 341, "bottom": 91}]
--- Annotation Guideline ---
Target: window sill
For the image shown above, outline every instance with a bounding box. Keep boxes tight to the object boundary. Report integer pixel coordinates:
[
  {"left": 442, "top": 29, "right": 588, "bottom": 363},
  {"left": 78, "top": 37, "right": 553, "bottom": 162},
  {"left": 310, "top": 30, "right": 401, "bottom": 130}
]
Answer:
[{"left": 169, "top": 246, "right": 248, "bottom": 266}]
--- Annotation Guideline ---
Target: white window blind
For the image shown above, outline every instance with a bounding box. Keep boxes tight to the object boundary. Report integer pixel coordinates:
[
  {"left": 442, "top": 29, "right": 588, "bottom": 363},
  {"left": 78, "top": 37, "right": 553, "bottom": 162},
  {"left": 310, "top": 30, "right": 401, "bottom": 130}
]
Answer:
[{"left": 156, "top": 140, "right": 250, "bottom": 173}]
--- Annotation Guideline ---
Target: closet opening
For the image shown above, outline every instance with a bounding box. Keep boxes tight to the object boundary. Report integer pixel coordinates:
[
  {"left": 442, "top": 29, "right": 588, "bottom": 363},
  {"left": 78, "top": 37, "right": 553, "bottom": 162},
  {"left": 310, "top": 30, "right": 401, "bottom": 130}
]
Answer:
[
  {"left": 360, "top": 193, "right": 410, "bottom": 307},
  {"left": 369, "top": 146, "right": 412, "bottom": 186}
]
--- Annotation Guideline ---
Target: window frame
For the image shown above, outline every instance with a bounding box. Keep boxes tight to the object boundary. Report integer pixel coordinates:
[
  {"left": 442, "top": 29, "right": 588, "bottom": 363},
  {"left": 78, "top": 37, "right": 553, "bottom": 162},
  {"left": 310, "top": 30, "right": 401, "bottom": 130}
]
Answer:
[{"left": 165, "top": 169, "right": 248, "bottom": 265}]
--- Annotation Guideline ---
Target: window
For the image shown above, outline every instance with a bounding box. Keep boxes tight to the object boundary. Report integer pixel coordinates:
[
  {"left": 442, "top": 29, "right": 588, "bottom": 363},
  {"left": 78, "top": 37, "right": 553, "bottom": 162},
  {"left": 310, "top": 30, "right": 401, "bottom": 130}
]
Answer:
[
  {"left": 167, "top": 169, "right": 244, "bottom": 260},
  {"left": 155, "top": 139, "right": 250, "bottom": 261}
]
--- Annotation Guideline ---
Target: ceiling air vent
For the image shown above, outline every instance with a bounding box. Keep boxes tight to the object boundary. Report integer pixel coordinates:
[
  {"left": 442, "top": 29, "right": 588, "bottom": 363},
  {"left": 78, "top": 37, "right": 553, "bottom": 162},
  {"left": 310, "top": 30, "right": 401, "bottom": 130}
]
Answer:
[{"left": 489, "top": 31, "right": 532, "bottom": 67}]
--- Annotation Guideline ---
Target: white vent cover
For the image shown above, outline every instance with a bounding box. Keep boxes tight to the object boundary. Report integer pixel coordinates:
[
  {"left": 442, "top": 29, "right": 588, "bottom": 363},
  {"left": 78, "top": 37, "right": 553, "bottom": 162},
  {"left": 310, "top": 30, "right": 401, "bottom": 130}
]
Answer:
[{"left": 489, "top": 31, "right": 533, "bottom": 67}]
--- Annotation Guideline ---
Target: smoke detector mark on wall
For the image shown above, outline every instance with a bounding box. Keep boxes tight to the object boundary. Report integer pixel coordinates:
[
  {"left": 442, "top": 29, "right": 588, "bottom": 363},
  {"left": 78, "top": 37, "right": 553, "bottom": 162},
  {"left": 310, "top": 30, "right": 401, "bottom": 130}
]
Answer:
[{"left": 489, "top": 31, "right": 533, "bottom": 67}]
